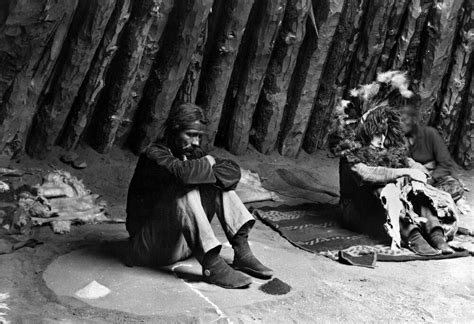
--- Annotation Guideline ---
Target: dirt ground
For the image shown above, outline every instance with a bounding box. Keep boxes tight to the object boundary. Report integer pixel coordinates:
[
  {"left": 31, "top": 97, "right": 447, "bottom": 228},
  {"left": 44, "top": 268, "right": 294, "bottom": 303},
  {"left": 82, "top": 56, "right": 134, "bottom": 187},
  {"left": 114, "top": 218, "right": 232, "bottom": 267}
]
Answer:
[{"left": 0, "top": 144, "right": 473, "bottom": 323}]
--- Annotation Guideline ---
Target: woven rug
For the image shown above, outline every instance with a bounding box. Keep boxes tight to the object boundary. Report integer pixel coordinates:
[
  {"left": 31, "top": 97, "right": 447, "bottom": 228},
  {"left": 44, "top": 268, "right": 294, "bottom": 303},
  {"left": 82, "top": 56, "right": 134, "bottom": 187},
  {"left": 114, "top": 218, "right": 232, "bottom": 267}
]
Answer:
[{"left": 253, "top": 204, "right": 471, "bottom": 264}]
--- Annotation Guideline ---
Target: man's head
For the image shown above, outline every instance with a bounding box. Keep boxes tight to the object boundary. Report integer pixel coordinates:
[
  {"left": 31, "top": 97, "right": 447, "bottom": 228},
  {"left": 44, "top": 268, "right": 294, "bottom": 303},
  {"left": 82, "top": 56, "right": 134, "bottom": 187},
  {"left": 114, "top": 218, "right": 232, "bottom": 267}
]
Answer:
[
  {"left": 163, "top": 103, "right": 207, "bottom": 154},
  {"left": 400, "top": 95, "right": 420, "bottom": 135}
]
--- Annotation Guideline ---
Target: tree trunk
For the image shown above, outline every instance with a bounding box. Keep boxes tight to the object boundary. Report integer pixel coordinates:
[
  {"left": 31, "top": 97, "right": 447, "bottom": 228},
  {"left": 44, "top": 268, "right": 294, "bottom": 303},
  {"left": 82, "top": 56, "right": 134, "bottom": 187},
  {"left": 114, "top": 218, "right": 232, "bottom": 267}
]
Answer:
[
  {"left": 115, "top": 0, "right": 174, "bottom": 148},
  {"left": 57, "top": 0, "right": 132, "bottom": 151},
  {"left": 129, "top": 0, "right": 214, "bottom": 153},
  {"left": 0, "top": 0, "right": 78, "bottom": 157},
  {"left": 303, "top": 0, "right": 368, "bottom": 153},
  {"left": 25, "top": 0, "right": 116, "bottom": 158},
  {"left": 279, "top": 0, "right": 346, "bottom": 158},
  {"left": 226, "top": 0, "right": 286, "bottom": 155},
  {"left": 438, "top": 3, "right": 473, "bottom": 149},
  {"left": 346, "top": 0, "right": 394, "bottom": 89},
  {"left": 375, "top": 0, "right": 410, "bottom": 73},
  {"left": 195, "top": 0, "right": 255, "bottom": 151},
  {"left": 250, "top": 0, "right": 310, "bottom": 154},
  {"left": 417, "top": 0, "right": 463, "bottom": 125},
  {"left": 85, "top": 0, "right": 163, "bottom": 154}
]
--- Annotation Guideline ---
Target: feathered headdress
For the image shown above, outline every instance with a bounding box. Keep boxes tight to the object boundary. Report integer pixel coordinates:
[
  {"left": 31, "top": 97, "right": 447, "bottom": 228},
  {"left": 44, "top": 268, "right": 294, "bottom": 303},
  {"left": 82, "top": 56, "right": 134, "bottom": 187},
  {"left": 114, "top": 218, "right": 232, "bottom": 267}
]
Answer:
[{"left": 328, "top": 71, "right": 414, "bottom": 167}]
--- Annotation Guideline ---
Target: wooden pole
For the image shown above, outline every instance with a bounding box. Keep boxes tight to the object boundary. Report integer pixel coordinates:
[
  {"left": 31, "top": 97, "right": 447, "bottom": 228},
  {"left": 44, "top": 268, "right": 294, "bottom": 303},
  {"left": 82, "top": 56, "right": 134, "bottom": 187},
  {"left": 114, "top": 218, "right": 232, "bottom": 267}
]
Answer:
[
  {"left": 26, "top": 0, "right": 116, "bottom": 158},
  {"left": 417, "top": 0, "right": 463, "bottom": 124},
  {"left": 303, "top": 0, "right": 368, "bottom": 153},
  {"left": 279, "top": 0, "right": 348, "bottom": 158},
  {"left": 250, "top": 0, "right": 311, "bottom": 154},
  {"left": 346, "top": 0, "right": 394, "bottom": 89},
  {"left": 195, "top": 0, "right": 255, "bottom": 151},
  {"left": 375, "top": 0, "right": 410, "bottom": 73},
  {"left": 226, "top": 0, "right": 287, "bottom": 155},
  {"left": 0, "top": 0, "right": 78, "bottom": 157},
  {"left": 129, "top": 0, "right": 214, "bottom": 153},
  {"left": 85, "top": 0, "right": 163, "bottom": 154},
  {"left": 58, "top": 0, "right": 132, "bottom": 151},
  {"left": 438, "top": 3, "right": 473, "bottom": 158},
  {"left": 115, "top": 0, "right": 175, "bottom": 148}
]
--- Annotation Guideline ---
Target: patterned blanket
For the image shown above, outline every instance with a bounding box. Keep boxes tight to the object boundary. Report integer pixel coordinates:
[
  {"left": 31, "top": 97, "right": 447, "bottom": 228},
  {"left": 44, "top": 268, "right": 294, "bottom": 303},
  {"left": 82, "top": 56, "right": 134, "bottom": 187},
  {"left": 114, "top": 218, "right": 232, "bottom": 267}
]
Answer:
[{"left": 253, "top": 204, "right": 472, "bottom": 265}]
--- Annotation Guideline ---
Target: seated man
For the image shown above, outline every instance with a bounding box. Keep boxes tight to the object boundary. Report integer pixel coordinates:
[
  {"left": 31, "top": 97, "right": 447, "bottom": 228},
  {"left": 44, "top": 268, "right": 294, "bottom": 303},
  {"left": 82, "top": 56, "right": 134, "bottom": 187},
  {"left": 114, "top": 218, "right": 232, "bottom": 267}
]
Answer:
[
  {"left": 332, "top": 72, "right": 457, "bottom": 255},
  {"left": 126, "top": 103, "right": 272, "bottom": 289},
  {"left": 400, "top": 97, "right": 464, "bottom": 201}
]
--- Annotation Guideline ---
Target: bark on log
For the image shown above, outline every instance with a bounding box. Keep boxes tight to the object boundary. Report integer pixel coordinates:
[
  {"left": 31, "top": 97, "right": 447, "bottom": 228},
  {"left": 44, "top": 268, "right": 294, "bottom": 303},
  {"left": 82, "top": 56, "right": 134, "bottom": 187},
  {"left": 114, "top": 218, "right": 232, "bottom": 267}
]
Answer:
[
  {"left": 303, "top": 0, "right": 369, "bottom": 153},
  {"left": 346, "top": 0, "right": 394, "bottom": 89},
  {"left": 226, "top": 0, "right": 286, "bottom": 155},
  {"left": 0, "top": 0, "right": 78, "bottom": 157},
  {"left": 58, "top": 0, "right": 132, "bottom": 151},
  {"left": 0, "top": 1, "right": 9, "bottom": 28},
  {"left": 250, "top": 0, "right": 310, "bottom": 154},
  {"left": 454, "top": 66, "right": 473, "bottom": 168},
  {"left": 438, "top": 3, "right": 473, "bottom": 149},
  {"left": 279, "top": 0, "right": 346, "bottom": 158},
  {"left": 195, "top": 0, "right": 255, "bottom": 151},
  {"left": 375, "top": 0, "right": 410, "bottom": 73},
  {"left": 115, "top": 0, "right": 174, "bottom": 147},
  {"left": 26, "top": 0, "right": 116, "bottom": 158},
  {"left": 392, "top": 0, "right": 422, "bottom": 69},
  {"left": 417, "top": 0, "right": 463, "bottom": 125},
  {"left": 129, "top": 0, "right": 214, "bottom": 153},
  {"left": 174, "top": 24, "right": 208, "bottom": 106},
  {"left": 85, "top": 0, "right": 163, "bottom": 154},
  {"left": 401, "top": 0, "right": 435, "bottom": 80}
]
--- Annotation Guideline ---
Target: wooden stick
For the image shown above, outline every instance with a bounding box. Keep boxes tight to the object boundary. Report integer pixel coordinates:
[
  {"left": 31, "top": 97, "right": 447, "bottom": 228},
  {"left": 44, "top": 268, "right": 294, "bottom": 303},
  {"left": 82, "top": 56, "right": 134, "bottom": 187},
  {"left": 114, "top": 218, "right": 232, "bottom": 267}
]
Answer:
[
  {"left": 25, "top": 0, "right": 117, "bottom": 159},
  {"left": 417, "top": 0, "right": 463, "bottom": 124},
  {"left": 129, "top": 0, "right": 214, "bottom": 153},
  {"left": 279, "top": 0, "right": 347, "bottom": 158},
  {"left": 226, "top": 0, "right": 286, "bottom": 155},
  {"left": 346, "top": 0, "right": 395, "bottom": 89},
  {"left": 0, "top": 0, "right": 78, "bottom": 157},
  {"left": 59, "top": 0, "right": 132, "bottom": 150},
  {"left": 86, "top": 0, "right": 163, "bottom": 154},
  {"left": 250, "top": 0, "right": 311, "bottom": 154},
  {"left": 195, "top": 0, "right": 255, "bottom": 151},
  {"left": 304, "top": 0, "right": 368, "bottom": 153},
  {"left": 115, "top": 0, "right": 175, "bottom": 148}
]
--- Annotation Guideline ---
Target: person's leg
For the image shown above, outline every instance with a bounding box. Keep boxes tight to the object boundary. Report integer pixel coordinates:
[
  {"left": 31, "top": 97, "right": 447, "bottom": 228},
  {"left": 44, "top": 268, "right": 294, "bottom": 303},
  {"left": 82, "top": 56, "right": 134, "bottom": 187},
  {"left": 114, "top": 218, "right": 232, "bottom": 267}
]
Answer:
[
  {"left": 214, "top": 190, "right": 273, "bottom": 279},
  {"left": 176, "top": 188, "right": 252, "bottom": 288},
  {"left": 434, "top": 175, "right": 464, "bottom": 202},
  {"left": 419, "top": 205, "right": 454, "bottom": 254},
  {"left": 128, "top": 209, "right": 192, "bottom": 267},
  {"left": 400, "top": 220, "right": 439, "bottom": 256},
  {"left": 129, "top": 188, "right": 252, "bottom": 288}
]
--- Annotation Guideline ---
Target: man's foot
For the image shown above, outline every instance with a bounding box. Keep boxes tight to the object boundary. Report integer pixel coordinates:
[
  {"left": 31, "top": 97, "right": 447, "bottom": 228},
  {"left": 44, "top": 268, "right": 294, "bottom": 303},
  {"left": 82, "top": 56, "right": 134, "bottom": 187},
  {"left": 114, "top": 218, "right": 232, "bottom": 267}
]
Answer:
[
  {"left": 407, "top": 230, "right": 440, "bottom": 256},
  {"left": 203, "top": 257, "right": 252, "bottom": 289},
  {"left": 233, "top": 252, "right": 273, "bottom": 279},
  {"left": 429, "top": 229, "right": 455, "bottom": 255}
]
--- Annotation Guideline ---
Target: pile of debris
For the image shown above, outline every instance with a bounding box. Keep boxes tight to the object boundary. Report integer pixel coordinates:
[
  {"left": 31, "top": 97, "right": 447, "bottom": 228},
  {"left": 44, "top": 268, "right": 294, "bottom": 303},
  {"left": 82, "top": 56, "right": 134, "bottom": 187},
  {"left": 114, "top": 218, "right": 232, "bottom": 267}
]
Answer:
[{"left": 1, "top": 168, "right": 108, "bottom": 234}]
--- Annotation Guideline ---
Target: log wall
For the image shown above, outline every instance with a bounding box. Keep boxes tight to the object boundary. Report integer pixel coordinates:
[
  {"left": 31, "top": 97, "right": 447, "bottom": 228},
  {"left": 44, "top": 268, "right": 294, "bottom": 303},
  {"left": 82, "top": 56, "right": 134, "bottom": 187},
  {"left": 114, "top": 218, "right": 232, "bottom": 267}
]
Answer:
[{"left": 0, "top": 0, "right": 472, "bottom": 167}]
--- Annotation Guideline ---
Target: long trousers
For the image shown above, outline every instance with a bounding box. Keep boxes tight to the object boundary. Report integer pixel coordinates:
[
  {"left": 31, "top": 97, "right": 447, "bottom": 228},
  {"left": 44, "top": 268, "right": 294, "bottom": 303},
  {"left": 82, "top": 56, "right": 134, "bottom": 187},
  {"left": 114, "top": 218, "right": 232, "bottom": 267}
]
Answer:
[{"left": 129, "top": 186, "right": 255, "bottom": 266}]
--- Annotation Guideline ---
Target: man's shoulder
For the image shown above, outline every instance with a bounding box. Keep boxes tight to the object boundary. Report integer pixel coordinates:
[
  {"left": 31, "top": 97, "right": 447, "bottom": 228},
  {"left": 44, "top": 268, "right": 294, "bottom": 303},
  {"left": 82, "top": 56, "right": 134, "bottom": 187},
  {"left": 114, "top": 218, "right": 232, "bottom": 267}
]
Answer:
[
  {"left": 140, "top": 142, "right": 173, "bottom": 161},
  {"left": 142, "top": 141, "right": 170, "bottom": 153},
  {"left": 419, "top": 126, "right": 439, "bottom": 137}
]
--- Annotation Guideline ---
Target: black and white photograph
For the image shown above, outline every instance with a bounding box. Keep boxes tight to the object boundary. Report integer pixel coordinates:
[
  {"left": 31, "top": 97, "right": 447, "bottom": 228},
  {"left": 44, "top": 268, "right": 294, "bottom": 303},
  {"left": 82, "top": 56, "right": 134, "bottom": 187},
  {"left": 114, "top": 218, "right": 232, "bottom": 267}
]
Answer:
[{"left": 0, "top": 0, "right": 472, "bottom": 322}]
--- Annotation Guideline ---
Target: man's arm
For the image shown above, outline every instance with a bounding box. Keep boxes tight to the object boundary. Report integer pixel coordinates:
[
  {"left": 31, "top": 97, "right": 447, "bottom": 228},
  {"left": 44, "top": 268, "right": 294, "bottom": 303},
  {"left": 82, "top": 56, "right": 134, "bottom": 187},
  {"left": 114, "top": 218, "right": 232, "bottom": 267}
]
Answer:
[
  {"left": 351, "top": 163, "right": 426, "bottom": 185},
  {"left": 427, "top": 128, "right": 455, "bottom": 180},
  {"left": 213, "top": 158, "right": 241, "bottom": 190},
  {"left": 144, "top": 144, "right": 216, "bottom": 185}
]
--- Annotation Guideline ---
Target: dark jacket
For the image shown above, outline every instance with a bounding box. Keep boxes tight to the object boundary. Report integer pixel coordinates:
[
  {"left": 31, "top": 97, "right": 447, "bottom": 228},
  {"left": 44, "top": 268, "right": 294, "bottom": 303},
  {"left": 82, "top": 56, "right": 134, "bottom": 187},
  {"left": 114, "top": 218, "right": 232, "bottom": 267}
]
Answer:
[
  {"left": 126, "top": 142, "right": 240, "bottom": 237},
  {"left": 408, "top": 126, "right": 456, "bottom": 181}
]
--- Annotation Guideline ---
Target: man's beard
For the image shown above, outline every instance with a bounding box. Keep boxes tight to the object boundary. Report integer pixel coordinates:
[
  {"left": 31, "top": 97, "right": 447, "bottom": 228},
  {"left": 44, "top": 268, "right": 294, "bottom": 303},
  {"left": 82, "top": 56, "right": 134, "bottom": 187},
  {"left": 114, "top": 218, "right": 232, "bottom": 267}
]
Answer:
[{"left": 178, "top": 145, "right": 201, "bottom": 160}]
